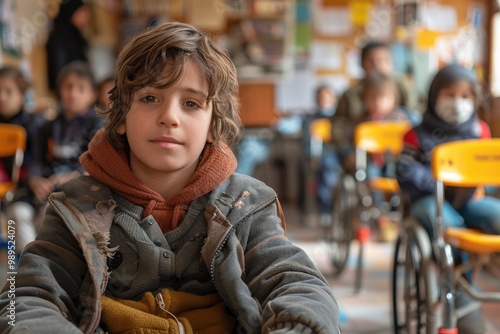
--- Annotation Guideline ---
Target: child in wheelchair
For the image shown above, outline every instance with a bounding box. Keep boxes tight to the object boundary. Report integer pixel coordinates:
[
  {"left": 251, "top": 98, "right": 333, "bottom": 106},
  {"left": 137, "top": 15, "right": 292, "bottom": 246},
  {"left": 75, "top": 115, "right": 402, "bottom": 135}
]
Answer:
[
  {"left": 341, "top": 72, "right": 413, "bottom": 236},
  {"left": 302, "top": 85, "right": 339, "bottom": 226},
  {"left": 396, "top": 63, "right": 500, "bottom": 333}
]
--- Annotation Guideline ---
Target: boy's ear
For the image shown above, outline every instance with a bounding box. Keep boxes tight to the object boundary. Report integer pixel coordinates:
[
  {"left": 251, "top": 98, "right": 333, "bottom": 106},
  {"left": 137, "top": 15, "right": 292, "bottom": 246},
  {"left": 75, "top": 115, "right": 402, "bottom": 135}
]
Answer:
[{"left": 116, "top": 123, "right": 126, "bottom": 135}]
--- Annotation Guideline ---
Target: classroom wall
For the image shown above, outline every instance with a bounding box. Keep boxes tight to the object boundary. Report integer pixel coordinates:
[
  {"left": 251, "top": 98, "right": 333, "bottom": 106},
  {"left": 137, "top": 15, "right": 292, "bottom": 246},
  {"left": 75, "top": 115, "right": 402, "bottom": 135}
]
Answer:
[{"left": 0, "top": 0, "right": 494, "bottom": 131}]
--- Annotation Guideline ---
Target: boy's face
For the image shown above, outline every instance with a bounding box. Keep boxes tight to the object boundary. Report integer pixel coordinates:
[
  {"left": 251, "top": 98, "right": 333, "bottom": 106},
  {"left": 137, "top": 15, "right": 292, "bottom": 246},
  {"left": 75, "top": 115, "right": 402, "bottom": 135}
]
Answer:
[
  {"left": 317, "top": 88, "right": 336, "bottom": 109},
  {"left": 364, "top": 89, "right": 396, "bottom": 118},
  {"left": 59, "top": 73, "right": 96, "bottom": 118},
  {"left": 117, "top": 59, "right": 212, "bottom": 185},
  {"left": 0, "top": 77, "right": 24, "bottom": 118},
  {"left": 362, "top": 48, "right": 393, "bottom": 76}
]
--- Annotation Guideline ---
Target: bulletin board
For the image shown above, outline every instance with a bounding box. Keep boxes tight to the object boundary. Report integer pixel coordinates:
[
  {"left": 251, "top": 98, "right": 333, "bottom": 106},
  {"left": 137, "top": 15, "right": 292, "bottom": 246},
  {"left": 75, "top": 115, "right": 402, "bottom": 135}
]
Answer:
[{"left": 275, "top": 0, "right": 490, "bottom": 114}]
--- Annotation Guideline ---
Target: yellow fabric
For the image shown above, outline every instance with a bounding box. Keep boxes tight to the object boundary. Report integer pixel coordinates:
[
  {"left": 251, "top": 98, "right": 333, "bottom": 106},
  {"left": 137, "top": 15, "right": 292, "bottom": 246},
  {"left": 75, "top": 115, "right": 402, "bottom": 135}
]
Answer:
[{"left": 100, "top": 289, "right": 236, "bottom": 334}]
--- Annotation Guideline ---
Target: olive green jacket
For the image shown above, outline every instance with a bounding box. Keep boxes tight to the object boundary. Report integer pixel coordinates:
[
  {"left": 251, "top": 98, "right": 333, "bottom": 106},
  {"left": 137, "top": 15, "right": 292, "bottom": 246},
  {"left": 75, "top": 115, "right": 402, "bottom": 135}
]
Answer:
[{"left": 0, "top": 174, "right": 340, "bottom": 334}]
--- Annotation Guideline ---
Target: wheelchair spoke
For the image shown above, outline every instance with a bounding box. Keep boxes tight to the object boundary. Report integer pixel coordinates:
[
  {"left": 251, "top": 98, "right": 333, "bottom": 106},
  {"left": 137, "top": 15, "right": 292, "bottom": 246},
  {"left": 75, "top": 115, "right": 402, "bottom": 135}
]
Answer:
[
  {"left": 329, "top": 174, "right": 356, "bottom": 276},
  {"left": 393, "top": 230, "right": 435, "bottom": 334}
]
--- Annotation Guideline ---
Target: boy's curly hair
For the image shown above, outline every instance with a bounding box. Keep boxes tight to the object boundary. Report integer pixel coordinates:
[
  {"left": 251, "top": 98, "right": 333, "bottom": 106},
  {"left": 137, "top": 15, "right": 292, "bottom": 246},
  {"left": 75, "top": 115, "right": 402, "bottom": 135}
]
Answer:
[{"left": 104, "top": 22, "right": 241, "bottom": 151}]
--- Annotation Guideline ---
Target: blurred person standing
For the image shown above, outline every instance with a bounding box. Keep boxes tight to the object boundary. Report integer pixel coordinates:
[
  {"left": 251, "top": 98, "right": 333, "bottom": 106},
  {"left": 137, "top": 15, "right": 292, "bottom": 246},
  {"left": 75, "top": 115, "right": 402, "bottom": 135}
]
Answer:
[{"left": 46, "top": 0, "right": 91, "bottom": 92}]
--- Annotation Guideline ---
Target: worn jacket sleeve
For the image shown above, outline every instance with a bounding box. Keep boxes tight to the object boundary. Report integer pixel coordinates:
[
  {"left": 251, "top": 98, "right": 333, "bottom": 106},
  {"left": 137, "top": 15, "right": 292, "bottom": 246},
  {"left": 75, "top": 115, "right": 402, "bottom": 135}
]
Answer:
[
  {"left": 0, "top": 205, "right": 86, "bottom": 333},
  {"left": 244, "top": 201, "right": 340, "bottom": 333},
  {"left": 396, "top": 129, "right": 434, "bottom": 200}
]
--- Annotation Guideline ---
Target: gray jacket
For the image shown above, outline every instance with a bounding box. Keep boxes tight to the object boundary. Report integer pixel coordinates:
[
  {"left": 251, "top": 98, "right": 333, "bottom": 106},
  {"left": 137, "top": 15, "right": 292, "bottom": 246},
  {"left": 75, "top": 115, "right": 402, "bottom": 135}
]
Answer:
[{"left": 0, "top": 174, "right": 340, "bottom": 333}]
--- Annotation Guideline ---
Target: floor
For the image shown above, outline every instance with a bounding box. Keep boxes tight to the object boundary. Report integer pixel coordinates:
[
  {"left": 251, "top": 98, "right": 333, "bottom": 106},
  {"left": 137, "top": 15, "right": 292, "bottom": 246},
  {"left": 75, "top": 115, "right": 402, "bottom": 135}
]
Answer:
[{"left": 283, "top": 206, "right": 500, "bottom": 334}]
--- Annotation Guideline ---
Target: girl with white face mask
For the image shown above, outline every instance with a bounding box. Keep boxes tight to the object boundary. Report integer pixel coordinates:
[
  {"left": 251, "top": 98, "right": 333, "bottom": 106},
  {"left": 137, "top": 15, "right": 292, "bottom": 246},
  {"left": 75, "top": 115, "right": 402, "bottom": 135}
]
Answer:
[
  {"left": 396, "top": 63, "right": 500, "bottom": 334},
  {"left": 434, "top": 79, "right": 476, "bottom": 126}
]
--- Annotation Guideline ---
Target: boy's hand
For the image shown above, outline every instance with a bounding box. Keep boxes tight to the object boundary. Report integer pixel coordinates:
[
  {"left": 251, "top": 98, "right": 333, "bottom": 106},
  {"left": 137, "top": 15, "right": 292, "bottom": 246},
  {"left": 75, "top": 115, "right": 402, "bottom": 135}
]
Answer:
[
  {"left": 50, "top": 171, "right": 81, "bottom": 188},
  {"left": 29, "top": 177, "right": 55, "bottom": 202}
]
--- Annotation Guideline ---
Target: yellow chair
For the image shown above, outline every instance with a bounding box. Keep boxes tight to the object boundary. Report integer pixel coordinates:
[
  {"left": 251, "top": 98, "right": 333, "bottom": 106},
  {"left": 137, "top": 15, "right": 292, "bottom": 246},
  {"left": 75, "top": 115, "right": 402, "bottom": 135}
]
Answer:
[
  {"left": 431, "top": 138, "right": 500, "bottom": 332},
  {"left": 308, "top": 118, "right": 332, "bottom": 159},
  {"left": 0, "top": 123, "right": 27, "bottom": 211},
  {"left": 354, "top": 120, "right": 412, "bottom": 194},
  {"left": 309, "top": 118, "right": 332, "bottom": 143}
]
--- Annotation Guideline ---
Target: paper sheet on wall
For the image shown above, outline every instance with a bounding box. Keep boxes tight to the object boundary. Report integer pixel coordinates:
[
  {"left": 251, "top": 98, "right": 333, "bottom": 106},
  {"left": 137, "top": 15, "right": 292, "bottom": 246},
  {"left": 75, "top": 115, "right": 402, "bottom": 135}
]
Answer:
[
  {"left": 416, "top": 29, "right": 440, "bottom": 49},
  {"left": 314, "top": 6, "right": 352, "bottom": 36},
  {"left": 189, "top": 0, "right": 225, "bottom": 31},
  {"left": 275, "top": 68, "right": 350, "bottom": 113},
  {"left": 349, "top": 0, "right": 373, "bottom": 26},
  {"left": 365, "top": 5, "right": 392, "bottom": 40},
  {"left": 412, "top": 49, "right": 438, "bottom": 97},
  {"left": 275, "top": 68, "right": 316, "bottom": 113},
  {"left": 346, "top": 49, "right": 364, "bottom": 79},
  {"left": 310, "top": 41, "right": 343, "bottom": 71},
  {"left": 420, "top": 3, "right": 457, "bottom": 32}
]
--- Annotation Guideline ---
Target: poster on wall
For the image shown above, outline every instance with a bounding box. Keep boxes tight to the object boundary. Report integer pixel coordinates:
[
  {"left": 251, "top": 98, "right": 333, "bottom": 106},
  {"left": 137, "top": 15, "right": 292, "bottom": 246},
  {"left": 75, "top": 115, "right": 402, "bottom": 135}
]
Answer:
[
  {"left": 420, "top": 3, "right": 457, "bottom": 32},
  {"left": 365, "top": 4, "right": 392, "bottom": 41},
  {"left": 314, "top": 6, "right": 352, "bottom": 36},
  {"left": 0, "top": 0, "right": 22, "bottom": 57}
]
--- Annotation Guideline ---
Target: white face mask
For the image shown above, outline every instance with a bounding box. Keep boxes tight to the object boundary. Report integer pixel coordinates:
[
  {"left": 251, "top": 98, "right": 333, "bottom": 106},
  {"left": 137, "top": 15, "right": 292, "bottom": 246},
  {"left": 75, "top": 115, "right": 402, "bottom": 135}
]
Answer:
[{"left": 435, "top": 97, "right": 475, "bottom": 125}]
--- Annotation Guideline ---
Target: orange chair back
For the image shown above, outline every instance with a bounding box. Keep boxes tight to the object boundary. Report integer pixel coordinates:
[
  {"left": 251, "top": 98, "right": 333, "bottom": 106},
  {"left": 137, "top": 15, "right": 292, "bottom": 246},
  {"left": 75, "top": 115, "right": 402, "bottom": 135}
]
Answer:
[
  {"left": 431, "top": 138, "right": 500, "bottom": 187},
  {"left": 0, "top": 124, "right": 26, "bottom": 157},
  {"left": 310, "top": 118, "right": 332, "bottom": 143},
  {"left": 0, "top": 124, "right": 26, "bottom": 188},
  {"left": 354, "top": 121, "right": 412, "bottom": 154}
]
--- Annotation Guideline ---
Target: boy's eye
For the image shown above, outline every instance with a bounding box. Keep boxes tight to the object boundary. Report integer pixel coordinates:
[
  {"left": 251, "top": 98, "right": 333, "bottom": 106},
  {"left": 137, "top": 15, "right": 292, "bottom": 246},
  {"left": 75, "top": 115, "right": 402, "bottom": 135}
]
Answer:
[
  {"left": 141, "top": 95, "right": 158, "bottom": 103},
  {"left": 184, "top": 101, "right": 200, "bottom": 109}
]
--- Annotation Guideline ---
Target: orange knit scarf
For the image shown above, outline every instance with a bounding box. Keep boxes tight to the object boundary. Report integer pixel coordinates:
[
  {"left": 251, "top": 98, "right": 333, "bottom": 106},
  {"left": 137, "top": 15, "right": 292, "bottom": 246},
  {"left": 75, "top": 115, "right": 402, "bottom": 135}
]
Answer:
[{"left": 80, "top": 129, "right": 237, "bottom": 232}]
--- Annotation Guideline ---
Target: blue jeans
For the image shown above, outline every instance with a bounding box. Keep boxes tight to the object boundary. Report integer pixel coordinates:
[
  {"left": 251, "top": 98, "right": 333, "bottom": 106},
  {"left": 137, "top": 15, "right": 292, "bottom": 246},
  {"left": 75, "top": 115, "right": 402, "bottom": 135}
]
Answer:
[
  {"left": 367, "top": 162, "right": 385, "bottom": 208},
  {"left": 412, "top": 194, "right": 500, "bottom": 279},
  {"left": 316, "top": 148, "right": 342, "bottom": 214},
  {"left": 412, "top": 195, "right": 500, "bottom": 240}
]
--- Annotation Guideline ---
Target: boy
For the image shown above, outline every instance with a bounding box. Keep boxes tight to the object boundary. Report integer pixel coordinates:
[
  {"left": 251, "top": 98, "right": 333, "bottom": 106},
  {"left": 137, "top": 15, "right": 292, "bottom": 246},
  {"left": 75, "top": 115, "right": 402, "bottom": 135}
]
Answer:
[
  {"left": 29, "top": 61, "right": 102, "bottom": 204},
  {"left": 0, "top": 22, "right": 340, "bottom": 333}
]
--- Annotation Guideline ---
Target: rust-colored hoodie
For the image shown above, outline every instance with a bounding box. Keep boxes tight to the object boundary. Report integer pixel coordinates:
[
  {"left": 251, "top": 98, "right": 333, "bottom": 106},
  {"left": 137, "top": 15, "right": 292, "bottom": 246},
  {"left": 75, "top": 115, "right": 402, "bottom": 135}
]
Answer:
[{"left": 80, "top": 129, "right": 237, "bottom": 233}]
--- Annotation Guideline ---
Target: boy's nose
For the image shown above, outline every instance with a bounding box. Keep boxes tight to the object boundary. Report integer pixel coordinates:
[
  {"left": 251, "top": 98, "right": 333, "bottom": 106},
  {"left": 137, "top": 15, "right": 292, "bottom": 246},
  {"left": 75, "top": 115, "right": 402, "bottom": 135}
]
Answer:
[{"left": 157, "top": 104, "right": 180, "bottom": 127}]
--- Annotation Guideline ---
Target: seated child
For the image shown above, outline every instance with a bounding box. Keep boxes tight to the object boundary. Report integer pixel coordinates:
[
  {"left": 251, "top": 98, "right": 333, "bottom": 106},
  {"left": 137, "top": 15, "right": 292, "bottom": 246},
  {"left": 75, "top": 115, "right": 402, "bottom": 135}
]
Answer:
[
  {"left": 343, "top": 71, "right": 410, "bottom": 174},
  {"left": 28, "top": 61, "right": 102, "bottom": 205},
  {"left": 0, "top": 67, "right": 44, "bottom": 251},
  {"left": 0, "top": 22, "right": 340, "bottom": 333},
  {"left": 397, "top": 63, "right": 500, "bottom": 334},
  {"left": 303, "top": 85, "right": 340, "bottom": 226}
]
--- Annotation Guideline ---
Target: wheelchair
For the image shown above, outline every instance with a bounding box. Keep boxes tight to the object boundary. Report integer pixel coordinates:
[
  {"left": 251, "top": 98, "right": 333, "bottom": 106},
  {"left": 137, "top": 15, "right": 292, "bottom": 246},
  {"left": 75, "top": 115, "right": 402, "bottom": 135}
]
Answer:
[
  {"left": 329, "top": 120, "right": 411, "bottom": 292},
  {"left": 392, "top": 139, "right": 500, "bottom": 333}
]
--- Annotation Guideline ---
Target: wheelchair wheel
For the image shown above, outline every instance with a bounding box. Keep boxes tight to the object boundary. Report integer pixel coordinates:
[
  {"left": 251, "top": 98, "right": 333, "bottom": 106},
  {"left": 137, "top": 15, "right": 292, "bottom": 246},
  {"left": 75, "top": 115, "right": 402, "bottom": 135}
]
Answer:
[
  {"left": 392, "top": 220, "right": 439, "bottom": 334},
  {"left": 329, "top": 173, "right": 357, "bottom": 276}
]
